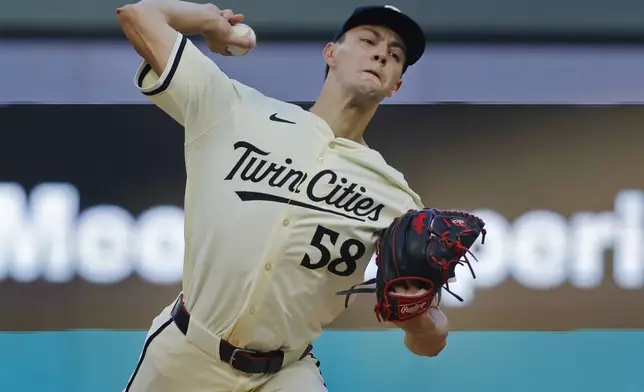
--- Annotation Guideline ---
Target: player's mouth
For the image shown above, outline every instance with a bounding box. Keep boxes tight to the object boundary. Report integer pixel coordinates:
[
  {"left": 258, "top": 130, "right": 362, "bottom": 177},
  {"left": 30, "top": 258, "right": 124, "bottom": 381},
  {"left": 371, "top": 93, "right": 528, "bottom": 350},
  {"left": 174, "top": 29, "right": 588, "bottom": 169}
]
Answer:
[{"left": 363, "top": 69, "right": 381, "bottom": 81}]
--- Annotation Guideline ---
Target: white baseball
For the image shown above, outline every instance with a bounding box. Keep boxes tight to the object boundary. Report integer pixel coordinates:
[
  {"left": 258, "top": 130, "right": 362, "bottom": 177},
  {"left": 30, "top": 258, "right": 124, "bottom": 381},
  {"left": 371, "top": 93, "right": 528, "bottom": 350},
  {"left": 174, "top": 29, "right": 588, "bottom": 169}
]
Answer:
[{"left": 226, "top": 23, "right": 256, "bottom": 56}]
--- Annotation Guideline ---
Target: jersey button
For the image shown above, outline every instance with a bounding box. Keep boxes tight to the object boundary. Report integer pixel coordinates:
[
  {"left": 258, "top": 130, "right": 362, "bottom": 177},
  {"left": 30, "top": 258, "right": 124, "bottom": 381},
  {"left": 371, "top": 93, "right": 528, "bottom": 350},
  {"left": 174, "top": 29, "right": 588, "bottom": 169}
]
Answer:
[
  {"left": 264, "top": 263, "right": 272, "bottom": 271},
  {"left": 318, "top": 156, "right": 324, "bottom": 163},
  {"left": 282, "top": 219, "right": 290, "bottom": 227},
  {"left": 249, "top": 306, "right": 256, "bottom": 315}
]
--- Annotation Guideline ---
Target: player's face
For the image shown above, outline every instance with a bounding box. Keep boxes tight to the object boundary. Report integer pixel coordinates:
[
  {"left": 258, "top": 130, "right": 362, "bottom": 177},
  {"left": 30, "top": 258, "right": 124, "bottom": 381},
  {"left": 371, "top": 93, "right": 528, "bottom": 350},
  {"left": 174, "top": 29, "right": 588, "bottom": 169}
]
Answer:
[{"left": 326, "top": 25, "right": 405, "bottom": 102}]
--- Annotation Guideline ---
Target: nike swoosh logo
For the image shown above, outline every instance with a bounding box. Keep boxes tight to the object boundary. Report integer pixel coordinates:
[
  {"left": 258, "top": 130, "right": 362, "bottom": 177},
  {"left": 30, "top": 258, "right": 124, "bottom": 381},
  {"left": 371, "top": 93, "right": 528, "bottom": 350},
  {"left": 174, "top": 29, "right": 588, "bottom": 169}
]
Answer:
[{"left": 269, "top": 113, "right": 296, "bottom": 124}]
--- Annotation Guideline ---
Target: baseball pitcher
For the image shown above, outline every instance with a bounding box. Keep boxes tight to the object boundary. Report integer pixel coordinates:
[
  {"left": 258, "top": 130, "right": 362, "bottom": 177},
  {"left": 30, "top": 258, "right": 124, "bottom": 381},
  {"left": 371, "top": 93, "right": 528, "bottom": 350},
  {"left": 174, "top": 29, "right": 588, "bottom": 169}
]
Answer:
[{"left": 116, "top": 1, "right": 486, "bottom": 391}]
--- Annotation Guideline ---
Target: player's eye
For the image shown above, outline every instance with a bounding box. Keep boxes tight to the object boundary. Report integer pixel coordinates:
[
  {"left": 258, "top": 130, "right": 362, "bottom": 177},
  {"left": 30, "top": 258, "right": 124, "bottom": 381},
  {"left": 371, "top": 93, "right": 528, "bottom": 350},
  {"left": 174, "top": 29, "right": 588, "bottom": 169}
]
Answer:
[
  {"left": 390, "top": 52, "right": 401, "bottom": 61},
  {"left": 362, "top": 38, "right": 375, "bottom": 45}
]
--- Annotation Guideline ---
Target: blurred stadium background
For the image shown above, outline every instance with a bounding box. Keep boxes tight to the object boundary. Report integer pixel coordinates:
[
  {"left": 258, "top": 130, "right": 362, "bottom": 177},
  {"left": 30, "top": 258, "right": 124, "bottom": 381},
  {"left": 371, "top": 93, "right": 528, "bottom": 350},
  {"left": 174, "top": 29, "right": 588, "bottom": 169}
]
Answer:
[{"left": 2, "top": 1, "right": 644, "bottom": 391}]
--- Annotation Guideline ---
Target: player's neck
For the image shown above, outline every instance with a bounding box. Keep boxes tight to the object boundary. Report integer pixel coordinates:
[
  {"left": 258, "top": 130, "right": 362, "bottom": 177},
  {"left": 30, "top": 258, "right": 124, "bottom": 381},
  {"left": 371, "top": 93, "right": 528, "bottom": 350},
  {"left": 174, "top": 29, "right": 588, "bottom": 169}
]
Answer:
[{"left": 309, "top": 91, "right": 378, "bottom": 147}]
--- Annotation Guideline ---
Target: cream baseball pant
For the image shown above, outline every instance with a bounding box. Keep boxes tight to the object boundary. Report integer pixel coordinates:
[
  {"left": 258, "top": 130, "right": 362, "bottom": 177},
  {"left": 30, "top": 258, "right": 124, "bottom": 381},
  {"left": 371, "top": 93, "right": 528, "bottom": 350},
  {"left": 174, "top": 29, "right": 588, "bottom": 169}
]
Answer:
[{"left": 123, "top": 302, "right": 327, "bottom": 392}]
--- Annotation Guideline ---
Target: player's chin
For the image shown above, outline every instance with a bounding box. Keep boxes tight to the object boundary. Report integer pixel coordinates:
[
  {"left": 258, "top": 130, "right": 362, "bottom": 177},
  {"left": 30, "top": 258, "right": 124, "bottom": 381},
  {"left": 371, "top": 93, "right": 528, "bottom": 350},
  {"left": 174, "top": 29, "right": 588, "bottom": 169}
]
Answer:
[{"left": 350, "top": 84, "right": 388, "bottom": 103}]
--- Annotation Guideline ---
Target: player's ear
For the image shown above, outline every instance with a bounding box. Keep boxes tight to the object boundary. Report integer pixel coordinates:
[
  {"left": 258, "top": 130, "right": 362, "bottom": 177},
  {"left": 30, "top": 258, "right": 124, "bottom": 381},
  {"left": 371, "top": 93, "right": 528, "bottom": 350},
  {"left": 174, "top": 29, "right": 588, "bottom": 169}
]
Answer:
[
  {"left": 323, "top": 42, "right": 338, "bottom": 70},
  {"left": 388, "top": 79, "right": 403, "bottom": 97}
]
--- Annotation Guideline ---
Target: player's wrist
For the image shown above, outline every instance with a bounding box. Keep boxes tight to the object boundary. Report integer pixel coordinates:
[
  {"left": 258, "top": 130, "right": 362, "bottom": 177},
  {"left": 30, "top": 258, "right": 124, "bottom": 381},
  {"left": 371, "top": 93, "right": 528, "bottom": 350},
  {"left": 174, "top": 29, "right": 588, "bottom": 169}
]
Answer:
[
  {"left": 396, "top": 310, "right": 433, "bottom": 333},
  {"left": 403, "top": 307, "right": 448, "bottom": 335},
  {"left": 199, "top": 4, "right": 225, "bottom": 35},
  {"left": 404, "top": 329, "right": 447, "bottom": 357},
  {"left": 401, "top": 309, "right": 447, "bottom": 356}
]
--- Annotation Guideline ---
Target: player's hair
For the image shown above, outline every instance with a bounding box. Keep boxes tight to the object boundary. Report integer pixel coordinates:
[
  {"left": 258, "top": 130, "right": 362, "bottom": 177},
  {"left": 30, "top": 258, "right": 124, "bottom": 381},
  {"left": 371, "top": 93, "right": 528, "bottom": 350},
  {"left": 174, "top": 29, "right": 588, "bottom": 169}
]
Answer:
[{"left": 324, "top": 33, "right": 346, "bottom": 80}]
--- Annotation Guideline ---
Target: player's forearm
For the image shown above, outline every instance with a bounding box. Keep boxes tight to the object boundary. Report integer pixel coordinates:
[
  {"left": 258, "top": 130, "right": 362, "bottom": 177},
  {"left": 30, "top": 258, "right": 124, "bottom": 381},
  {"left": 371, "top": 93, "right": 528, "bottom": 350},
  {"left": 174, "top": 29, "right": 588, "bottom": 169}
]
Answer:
[
  {"left": 133, "top": 0, "right": 221, "bottom": 35},
  {"left": 401, "top": 310, "right": 448, "bottom": 357},
  {"left": 404, "top": 328, "right": 447, "bottom": 357},
  {"left": 116, "top": 0, "right": 222, "bottom": 74}
]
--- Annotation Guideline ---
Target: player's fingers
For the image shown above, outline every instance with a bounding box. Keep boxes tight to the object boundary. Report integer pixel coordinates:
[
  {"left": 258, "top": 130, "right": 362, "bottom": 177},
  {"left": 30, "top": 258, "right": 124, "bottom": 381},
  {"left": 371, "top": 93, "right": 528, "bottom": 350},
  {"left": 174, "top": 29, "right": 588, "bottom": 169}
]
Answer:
[
  {"left": 219, "top": 9, "right": 234, "bottom": 21},
  {"left": 229, "top": 14, "right": 245, "bottom": 24},
  {"left": 399, "top": 281, "right": 414, "bottom": 291},
  {"left": 228, "top": 35, "right": 255, "bottom": 49}
]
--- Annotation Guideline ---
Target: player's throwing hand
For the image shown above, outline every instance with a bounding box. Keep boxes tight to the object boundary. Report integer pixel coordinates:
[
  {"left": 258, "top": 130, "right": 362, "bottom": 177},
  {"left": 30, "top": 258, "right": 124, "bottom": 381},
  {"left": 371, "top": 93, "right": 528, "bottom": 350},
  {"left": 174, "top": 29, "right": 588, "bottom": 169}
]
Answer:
[{"left": 202, "top": 7, "right": 255, "bottom": 55}]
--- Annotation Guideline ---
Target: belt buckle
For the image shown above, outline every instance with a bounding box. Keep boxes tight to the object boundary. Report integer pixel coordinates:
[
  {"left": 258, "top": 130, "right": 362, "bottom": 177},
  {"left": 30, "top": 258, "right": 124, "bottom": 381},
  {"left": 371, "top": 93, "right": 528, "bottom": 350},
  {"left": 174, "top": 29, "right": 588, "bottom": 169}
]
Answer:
[{"left": 228, "top": 348, "right": 255, "bottom": 369}]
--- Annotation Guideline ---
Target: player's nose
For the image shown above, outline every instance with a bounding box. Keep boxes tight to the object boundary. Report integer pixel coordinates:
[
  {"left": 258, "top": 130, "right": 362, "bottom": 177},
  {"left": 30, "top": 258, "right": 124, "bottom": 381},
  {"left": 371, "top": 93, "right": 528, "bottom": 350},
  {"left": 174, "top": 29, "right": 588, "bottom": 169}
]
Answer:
[{"left": 372, "top": 52, "right": 387, "bottom": 66}]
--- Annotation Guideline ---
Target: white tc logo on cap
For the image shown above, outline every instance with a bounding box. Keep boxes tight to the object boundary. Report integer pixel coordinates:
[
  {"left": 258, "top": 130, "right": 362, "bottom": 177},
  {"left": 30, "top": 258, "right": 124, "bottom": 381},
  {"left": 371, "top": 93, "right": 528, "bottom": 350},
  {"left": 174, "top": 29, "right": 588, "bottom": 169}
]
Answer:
[{"left": 384, "top": 5, "right": 402, "bottom": 12}]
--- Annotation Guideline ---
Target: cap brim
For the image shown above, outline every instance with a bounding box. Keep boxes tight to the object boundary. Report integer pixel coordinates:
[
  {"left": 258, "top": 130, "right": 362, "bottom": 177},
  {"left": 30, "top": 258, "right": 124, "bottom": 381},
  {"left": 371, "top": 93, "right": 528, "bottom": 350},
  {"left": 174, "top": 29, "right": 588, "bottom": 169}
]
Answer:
[{"left": 339, "top": 7, "right": 426, "bottom": 66}]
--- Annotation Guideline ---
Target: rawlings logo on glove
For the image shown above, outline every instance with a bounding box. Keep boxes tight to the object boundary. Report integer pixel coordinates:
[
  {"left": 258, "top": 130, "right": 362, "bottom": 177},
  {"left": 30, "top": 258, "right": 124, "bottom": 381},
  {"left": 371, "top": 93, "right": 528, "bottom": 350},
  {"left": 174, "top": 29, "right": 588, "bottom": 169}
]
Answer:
[{"left": 336, "top": 208, "right": 486, "bottom": 322}]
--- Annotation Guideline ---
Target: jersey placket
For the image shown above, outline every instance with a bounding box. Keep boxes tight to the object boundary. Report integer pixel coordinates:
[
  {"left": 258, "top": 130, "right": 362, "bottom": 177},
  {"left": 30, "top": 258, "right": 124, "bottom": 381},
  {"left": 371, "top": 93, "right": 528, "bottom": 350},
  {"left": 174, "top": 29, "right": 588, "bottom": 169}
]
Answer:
[{"left": 225, "top": 141, "right": 333, "bottom": 348}]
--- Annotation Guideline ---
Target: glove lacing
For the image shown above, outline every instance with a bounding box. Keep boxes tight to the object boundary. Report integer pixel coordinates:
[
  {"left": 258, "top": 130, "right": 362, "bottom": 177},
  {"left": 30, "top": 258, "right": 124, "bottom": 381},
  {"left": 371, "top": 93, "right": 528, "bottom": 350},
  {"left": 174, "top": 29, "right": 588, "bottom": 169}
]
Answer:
[{"left": 432, "top": 226, "right": 486, "bottom": 304}]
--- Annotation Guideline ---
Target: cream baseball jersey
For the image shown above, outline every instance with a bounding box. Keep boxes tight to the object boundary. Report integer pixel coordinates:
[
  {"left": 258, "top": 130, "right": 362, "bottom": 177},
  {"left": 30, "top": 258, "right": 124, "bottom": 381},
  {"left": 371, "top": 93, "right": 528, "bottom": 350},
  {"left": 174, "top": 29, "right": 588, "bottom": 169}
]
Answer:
[{"left": 134, "top": 33, "right": 424, "bottom": 353}]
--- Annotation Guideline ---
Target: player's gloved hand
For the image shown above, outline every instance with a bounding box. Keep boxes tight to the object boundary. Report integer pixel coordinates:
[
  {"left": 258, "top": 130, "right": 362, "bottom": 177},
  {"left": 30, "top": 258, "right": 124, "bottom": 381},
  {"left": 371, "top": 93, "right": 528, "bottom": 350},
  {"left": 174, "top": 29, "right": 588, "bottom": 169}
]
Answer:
[
  {"left": 202, "top": 7, "right": 255, "bottom": 56},
  {"left": 390, "top": 285, "right": 448, "bottom": 335},
  {"left": 336, "top": 208, "right": 486, "bottom": 322}
]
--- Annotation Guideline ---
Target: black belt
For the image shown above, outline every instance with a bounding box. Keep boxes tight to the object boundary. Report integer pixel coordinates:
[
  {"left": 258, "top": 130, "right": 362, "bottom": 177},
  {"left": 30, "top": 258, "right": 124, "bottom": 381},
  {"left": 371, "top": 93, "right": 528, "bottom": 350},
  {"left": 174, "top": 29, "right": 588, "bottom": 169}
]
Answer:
[{"left": 171, "top": 297, "right": 312, "bottom": 374}]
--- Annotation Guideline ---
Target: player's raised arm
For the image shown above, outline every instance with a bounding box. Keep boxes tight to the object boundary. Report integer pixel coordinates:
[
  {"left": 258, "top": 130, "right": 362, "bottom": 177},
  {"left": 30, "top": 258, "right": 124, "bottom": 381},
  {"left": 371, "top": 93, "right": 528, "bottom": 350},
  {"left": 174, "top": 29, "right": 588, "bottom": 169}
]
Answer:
[{"left": 116, "top": 0, "right": 255, "bottom": 140}]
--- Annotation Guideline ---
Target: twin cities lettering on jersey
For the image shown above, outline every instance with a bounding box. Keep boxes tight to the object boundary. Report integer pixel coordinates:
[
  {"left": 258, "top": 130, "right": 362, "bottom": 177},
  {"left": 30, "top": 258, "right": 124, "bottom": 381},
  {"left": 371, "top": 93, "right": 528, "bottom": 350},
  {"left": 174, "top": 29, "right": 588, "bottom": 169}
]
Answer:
[{"left": 224, "top": 141, "right": 385, "bottom": 222}]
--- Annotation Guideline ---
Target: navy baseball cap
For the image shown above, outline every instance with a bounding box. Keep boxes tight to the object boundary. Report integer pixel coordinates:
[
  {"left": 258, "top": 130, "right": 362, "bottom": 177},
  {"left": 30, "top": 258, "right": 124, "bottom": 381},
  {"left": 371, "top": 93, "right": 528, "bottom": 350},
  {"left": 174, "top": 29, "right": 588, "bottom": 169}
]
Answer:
[{"left": 334, "top": 5, "right": 426, "bottom": 68}]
